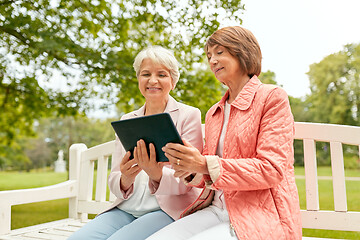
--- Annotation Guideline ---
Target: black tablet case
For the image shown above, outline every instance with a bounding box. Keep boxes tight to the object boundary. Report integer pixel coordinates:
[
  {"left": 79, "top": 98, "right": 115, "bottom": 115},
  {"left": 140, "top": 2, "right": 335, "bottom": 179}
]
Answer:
[{"left": 111, "top": 113, "right": 183, "bottom": 162}]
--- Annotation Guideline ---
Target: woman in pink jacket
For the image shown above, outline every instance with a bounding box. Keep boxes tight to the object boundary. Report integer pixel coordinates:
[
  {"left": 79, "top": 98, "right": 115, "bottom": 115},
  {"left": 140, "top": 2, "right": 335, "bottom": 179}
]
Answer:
[
  {"left": 69, "top": 46, "right": 203, "bottom": 240},
  {"left": 148, "top": 26, "right": 302, "bottom": 239}
]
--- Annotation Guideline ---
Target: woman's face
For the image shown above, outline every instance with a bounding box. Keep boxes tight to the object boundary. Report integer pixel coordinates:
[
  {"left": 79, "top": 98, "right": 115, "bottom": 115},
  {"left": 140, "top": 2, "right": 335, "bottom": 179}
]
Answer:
[
  {"left": 206, "top": 44, "right": 243, "bottom": 85},
  {"left": 138, "top": 58, "right": 174, "bottom": 102}
]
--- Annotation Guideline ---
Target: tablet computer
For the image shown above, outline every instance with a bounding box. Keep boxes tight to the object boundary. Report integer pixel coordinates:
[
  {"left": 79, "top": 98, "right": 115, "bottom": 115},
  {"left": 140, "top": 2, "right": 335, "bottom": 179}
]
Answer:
[{"left": 111, "top": 113, "right": 183, "bottom": 162}]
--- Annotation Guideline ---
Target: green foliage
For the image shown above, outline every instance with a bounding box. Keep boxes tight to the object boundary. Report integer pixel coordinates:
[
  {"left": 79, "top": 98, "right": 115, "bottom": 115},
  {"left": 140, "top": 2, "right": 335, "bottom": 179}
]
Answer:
[
  {"left": 0, "top": 116, "right": 115, "bottom": 170},
  {"left": 343, "top": 145, "right": 360, "bottom": 169},
  {"left": 307, "top": 43, "right": 360, "bottom": 126},
  {"left": 289, "top": 97, "right": 314, "bottom": 167},
  {"left": 0, "top": 0, "right": 245, "bottom": 146},
  {"left": 174, "top": 69, "right": 226, "bottom": 122},
  {"left": 259, "top": 70, "right": 279, "bottom": 85},
  {"left": 289, "top": 96, "right": 313, "bottom": 122},
  {"left": 0, "top": 141, "right": 31, "bottom": 171},
  {"left": 304, "top": 43, "right": 360, "bottom": 167}
]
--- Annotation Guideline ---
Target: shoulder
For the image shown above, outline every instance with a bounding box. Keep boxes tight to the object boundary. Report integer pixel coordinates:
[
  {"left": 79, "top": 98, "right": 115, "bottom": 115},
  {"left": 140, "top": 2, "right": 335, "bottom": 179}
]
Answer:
[
  {"left": 175, "top": 100, "right": 201, "bottom": 116},
  {"left": 171, "top": 100, "right": 202, "bottom": 128},
  {"left": 256, "top": 84, "right": 292, "bottom": 118},
  {"left": 205, "top": 101, "right": 220, "bottom": 120},
  {"left": 119, "top": 110, "right": 138, "bottom": 121},
  {"left": 257, "top": 84, "right": 289, "bottom": 103}
]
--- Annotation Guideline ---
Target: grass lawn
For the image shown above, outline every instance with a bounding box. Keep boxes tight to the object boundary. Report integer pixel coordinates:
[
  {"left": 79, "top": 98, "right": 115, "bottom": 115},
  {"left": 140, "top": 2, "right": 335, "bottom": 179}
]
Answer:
[
  {"left": 0, "top": 170, "right": 69, "bottom": 230},
  {"left": 0, "top": 170, "right": 68, "bottom": 190},
  {"left": 0, "top": 167, "right": 359, "bottom": 239}
]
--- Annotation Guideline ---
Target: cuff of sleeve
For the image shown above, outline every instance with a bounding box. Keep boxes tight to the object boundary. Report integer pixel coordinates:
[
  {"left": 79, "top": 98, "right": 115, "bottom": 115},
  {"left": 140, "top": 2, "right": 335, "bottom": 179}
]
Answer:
[
  {"left": 148, "top": 179, "right": 160, "bottom": 194},
  {"left": 120, "top": 182, "right": 134, "bottom": 199},
  {"left": 183, "top": 173, "right": 203, "bottom": 186},
  {"left": 204, "top": 155, "right": 221, "bottom": 188},
  {"left": 150, "top": 166, "right": 175, "bottom": 195}
]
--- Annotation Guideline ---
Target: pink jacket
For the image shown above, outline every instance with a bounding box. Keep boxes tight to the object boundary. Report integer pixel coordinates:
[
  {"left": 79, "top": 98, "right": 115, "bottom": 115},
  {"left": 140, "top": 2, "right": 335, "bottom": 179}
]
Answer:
[
  {"left": 106, "top": 96, "right": 203, "bottom": 220},
  {"left": 183, "top": 76, "right": 302, "bottom": 239}
]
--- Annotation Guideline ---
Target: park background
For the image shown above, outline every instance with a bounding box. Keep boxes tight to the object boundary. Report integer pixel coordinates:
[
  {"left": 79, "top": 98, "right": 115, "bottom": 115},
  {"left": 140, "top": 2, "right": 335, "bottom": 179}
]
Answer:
[{"left": 0, "top": 0, "right": 359, "bottom": 239}]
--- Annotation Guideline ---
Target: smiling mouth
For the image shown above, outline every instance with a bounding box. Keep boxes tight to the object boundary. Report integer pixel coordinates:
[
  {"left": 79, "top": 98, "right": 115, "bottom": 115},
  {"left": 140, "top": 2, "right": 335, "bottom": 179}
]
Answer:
[
  {"left": 147, "top": 87, "right": 161, "bottom": 91},
  {"left": 215, "top": 67, "right": 224, "bottom": 73}
]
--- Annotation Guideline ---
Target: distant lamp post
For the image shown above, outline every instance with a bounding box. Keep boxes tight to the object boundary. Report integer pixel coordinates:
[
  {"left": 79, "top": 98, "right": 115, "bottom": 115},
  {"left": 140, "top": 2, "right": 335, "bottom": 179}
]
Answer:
[{"left": 54, "top": 150, "right": 66, "bottom": 172}]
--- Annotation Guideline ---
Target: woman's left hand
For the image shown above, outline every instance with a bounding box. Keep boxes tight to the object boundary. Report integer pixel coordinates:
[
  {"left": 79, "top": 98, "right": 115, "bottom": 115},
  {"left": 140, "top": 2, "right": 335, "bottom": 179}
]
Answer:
[
  {"left": 134, "top": 139, "right": 165, "bottom": 182},
  {"left": 162, "top": 139, "right": 209, "bottom": 176}
]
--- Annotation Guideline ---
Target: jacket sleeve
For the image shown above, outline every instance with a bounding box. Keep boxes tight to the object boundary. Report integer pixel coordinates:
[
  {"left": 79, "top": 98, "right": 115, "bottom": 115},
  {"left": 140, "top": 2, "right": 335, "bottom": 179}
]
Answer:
[
  {"left": 205, "top": 87, "right": 295, "bottom": 191},
  {"left": 149, "top": 107, "right": 204, "bottom": 195},
  {"left": 108, "top": 116, "right": 134, "bottom": 200}
]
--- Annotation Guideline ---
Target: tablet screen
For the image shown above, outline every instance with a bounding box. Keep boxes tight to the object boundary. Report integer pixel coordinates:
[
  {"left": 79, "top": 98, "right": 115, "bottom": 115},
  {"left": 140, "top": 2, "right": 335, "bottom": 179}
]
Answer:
[{"left": 111, "top": 113, "right": 183, "bottom": 162}]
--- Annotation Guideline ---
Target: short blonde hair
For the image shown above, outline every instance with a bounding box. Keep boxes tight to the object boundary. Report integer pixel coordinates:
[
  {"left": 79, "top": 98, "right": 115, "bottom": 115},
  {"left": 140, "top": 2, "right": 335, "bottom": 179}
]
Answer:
[
  {"left": 133, "top": 46, "right": 180, "bottom": 86},
  {"left": 205, "top": 26, "right": 262, "bottom": 77}
]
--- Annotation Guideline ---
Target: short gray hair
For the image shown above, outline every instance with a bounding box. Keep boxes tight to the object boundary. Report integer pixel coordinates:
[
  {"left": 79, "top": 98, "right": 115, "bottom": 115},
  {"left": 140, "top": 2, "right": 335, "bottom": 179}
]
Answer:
[{"left": 133, "top": 46, "right": 180, "bottom": 86}]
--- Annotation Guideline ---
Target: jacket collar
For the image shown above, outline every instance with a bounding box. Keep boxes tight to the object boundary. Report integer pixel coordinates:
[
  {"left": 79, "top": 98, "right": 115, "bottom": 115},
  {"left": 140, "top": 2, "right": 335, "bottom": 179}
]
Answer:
[
  {"left": 132, "top": 95, "right": 179, "bottom": 117},
  {"left": 208, "top": 75, "right": 262, "bottom": 116}
]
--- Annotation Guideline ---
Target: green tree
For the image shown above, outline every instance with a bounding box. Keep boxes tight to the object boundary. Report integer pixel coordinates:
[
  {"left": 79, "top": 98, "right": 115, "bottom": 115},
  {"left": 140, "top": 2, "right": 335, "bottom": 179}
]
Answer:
[
  {"left": 288, "top": 97, "right": 314, "bottom": 166},
  {"left": 307, "top": 43, "right": 360, "bottom": 126},
  {"left": 1, "top": 0, "right": 244, "bottom": 145},
  {"left": 34, "top": 116, "right": 116, "bottom": 168},
  {"left": 0, "top": 140, "right": 31, "bottom": 170},
  {"left": 304, "top": 43, "right": 360, "bottom": 167},
  {"left": 259, "top": 70, "right": 279, "bottom": 85},
  {"left": 1, "top": 116, "right": 116, "bottom": 170},
  {"left": 289, "top": 97, "right": 313, "bottom": 122}
]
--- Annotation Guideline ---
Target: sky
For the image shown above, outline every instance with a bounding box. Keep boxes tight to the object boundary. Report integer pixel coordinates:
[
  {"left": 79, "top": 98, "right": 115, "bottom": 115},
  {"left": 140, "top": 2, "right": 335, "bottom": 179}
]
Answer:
[{"left": 237, "top": 0, "right": 360, "bottom": 98}]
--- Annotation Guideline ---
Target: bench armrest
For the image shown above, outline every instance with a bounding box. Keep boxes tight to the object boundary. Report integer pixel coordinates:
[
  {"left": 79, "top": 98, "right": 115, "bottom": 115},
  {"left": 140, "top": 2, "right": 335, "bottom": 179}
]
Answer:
[{"left": 0, "top": 180, "right": 78, "bottom": 235}]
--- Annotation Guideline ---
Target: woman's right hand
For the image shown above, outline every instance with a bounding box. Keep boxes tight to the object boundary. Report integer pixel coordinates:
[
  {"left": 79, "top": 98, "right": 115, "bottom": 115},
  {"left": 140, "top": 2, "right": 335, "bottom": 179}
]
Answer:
[
  {"left": 163, "top": 139, "right": 208, "bottom": 175},
  {"left": 120, "top": 151, "right": 142, "bottom": 191}
]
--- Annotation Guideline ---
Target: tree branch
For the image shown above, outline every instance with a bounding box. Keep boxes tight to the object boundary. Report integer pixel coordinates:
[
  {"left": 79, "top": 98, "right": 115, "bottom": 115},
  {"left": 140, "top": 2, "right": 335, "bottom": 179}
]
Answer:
[
  {"left": 0, "top": 26, "right": 31, "bottom": 45},
  {"left": 1, "top": 84, "right": 10, "bottom": 109},
  {"left": 0, "top": 26, "right": 79, "bottom": 67},
  {"left": 0, "top": 0, "right": 16, "bottom": 6}
]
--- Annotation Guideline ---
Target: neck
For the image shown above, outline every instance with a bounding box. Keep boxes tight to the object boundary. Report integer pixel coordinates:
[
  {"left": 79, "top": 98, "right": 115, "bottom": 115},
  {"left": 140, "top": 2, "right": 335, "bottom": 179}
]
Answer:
[
  {"left": 227, "top": 75, "right": 251, "bottom": 104},
  {"left": 144, "top": 96, "right": 169, "bottom": 116}
]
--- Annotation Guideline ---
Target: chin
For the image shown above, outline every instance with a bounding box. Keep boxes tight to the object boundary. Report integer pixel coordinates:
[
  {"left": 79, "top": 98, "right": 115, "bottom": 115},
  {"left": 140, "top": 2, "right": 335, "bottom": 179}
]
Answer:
[{"left": 145, "top": 94, "right": 165, "bottom": 100}]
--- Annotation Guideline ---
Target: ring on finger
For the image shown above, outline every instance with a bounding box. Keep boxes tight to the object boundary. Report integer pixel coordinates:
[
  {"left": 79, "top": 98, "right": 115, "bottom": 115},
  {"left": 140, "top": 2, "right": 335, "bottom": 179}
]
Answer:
[{"left": 176, "top": 159, "right": 180, "bottom": 165}]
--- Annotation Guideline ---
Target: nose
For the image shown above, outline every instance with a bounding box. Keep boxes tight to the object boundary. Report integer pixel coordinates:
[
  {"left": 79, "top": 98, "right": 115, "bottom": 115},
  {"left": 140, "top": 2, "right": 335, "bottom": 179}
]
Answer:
[
  {"left": 209, "top": 56, "right": 218, "bottom": 65},
  {"left": 149, "top": 75, "right": 157, "bottom": 84}
]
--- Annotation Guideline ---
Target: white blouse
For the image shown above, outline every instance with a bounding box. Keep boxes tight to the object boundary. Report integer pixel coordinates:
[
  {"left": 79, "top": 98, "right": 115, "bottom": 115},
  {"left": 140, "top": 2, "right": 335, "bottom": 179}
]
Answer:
[{"left": 212, "top": 101, "right": 231, "bottom": 210}]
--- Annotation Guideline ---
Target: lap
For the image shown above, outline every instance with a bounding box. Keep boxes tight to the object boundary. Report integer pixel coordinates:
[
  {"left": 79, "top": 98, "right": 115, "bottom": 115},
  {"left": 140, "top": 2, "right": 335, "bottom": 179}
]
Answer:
[
  {"left": 188, "top": 222, "right": 238, "bottom": 240},
  {"left": 147, "top": 206, "right": 229, "bottom": 240},
  {"left": 108, "top": 209, "right": 174, "bottom": 240},
  {"left": 68, "top": 208, "right": 135, "bottom": 240},
  {"left": 68, "top": 208, "right": 174, "bottom": 240}
]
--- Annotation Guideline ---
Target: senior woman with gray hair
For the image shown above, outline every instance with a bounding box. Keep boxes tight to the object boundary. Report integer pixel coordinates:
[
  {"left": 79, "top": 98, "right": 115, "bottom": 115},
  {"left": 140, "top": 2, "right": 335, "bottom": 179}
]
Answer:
[{"left": 68, "top": 46, "right": 203, "bottom": 240}]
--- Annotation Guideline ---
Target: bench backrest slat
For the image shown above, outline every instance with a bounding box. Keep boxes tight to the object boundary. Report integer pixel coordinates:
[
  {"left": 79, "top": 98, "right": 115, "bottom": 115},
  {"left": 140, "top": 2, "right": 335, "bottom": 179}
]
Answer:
[
  {"left": 329, "top": 141, "right": 347, "bottom": 212},
  {"left": 95, "top": 155, "right": 109, "bottom": 202},
  {"left": 79, "top": 154, "right": 95, "bottom": 202},
  {"left": 303, "top": 138, "right": 319, "bottom": 211}
]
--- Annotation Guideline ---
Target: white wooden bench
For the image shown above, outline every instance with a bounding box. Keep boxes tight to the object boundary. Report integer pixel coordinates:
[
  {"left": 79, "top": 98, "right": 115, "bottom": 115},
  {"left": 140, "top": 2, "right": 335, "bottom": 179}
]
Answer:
[{"left": 0, "top": 122, "right": 359, "bottom": 239}]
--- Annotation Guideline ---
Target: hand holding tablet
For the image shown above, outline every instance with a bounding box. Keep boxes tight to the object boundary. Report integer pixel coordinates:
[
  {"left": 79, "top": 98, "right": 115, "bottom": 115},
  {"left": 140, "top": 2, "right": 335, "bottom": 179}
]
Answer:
[{"left": 111, "top": 113, "right": 183, "bottom": 162}]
